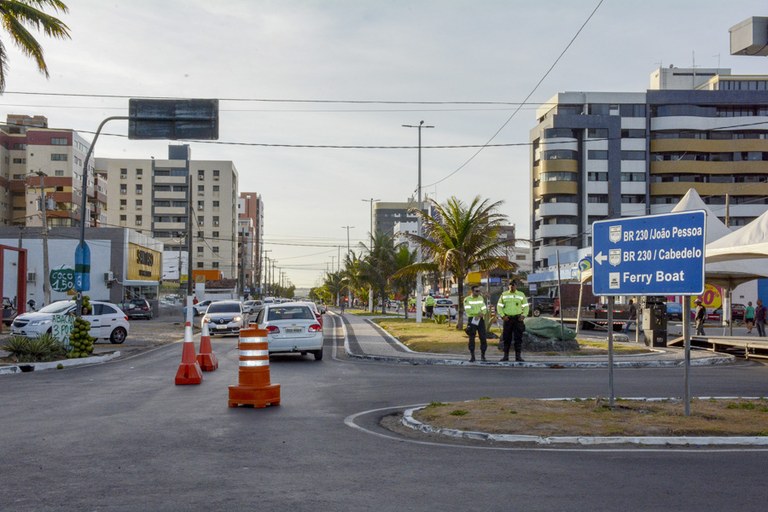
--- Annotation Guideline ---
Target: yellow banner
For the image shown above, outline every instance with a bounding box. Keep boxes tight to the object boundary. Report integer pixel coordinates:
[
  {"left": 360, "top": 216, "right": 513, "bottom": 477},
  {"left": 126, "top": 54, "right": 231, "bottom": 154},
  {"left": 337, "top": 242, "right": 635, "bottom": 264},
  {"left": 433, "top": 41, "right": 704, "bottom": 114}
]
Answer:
[{"left": 127, "top": 243, "right": 161, "bottom": 281}]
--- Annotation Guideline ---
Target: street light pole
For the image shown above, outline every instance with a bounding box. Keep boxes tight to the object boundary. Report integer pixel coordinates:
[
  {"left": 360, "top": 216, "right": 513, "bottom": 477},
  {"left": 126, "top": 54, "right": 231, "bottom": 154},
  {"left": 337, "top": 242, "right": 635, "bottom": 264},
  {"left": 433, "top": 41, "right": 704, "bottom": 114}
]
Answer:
[
  {"left": 33, "top": 171, "right": 51, "bottom": 305},
  {"left": 402, "top": 121, "right": 434, "bottom": 323},
  {"left": 361, "top": 198, "right": 379, "bottom": 313},
  {"left": 342, "top": 225, "right": 354, "bottom": 307}
]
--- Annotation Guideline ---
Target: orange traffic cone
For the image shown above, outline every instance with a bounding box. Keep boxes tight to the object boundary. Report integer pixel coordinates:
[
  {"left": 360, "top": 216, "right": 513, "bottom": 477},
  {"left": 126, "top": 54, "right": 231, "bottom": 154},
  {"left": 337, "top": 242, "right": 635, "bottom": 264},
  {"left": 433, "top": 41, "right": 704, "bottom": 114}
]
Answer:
[
  {"left": 175, "top": 320, "right": 203, "bottom": 385},
  {"left": 228, "top": 327, "right": 280, "bottom": 408},
  {"left": 196, "top": 322, "right": 218, "bottom": 371}
]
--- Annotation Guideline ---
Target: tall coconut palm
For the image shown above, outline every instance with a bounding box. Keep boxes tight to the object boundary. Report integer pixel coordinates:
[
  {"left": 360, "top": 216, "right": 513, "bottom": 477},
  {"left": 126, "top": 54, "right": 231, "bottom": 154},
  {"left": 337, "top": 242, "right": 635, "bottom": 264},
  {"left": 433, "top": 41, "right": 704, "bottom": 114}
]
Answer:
[
  {"left": 360, "top": 231, "right": 397, "bottom": 315},
  {"left": 399, "top": 195, "right": 517, "bottom": 329},
  {"left": 322, "top": 271, "right": 346, "bottom": 307},
  {"left": 0, "top": 0, "right": 70, "bottom": 92},
  {"left": 342, "top": 250, "right": 366, "bottom": 305}
]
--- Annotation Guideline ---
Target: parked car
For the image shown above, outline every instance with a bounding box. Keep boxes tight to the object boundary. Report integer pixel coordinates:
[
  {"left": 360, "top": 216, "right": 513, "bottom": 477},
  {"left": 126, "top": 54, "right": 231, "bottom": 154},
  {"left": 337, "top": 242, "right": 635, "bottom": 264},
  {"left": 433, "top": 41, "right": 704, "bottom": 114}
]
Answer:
[
  {"left": 118, "top": 298, "right": 153, "bottom": 320},
  {"left": 431, "top": 298, "right": 457, "bottom": 319},
  {"left": 11, "top": 300, "right": 130, "bottom": 344},
  {"left": 242, "top": 299, "right": 264, "bottom": 316},
  {"left": 193, "top": 299, "right": 214, "bottom": 316},
  {"left": 254, "top": 302, "right": 323, "bottom": 360},
  {"left": 2, "top": 297, "right": 16, "bottom": 326},
  {"left": 666, "top": 302, "right": 683, "bottom": 320},
  {"left": 710, "top": 303, "right": 746, "bottom": 323},
  {"left": 529, "top": 296, "right": 555, "bottom": 317},
  {"left": 201, "top": 300, "right": 245, "bottom": 336}
]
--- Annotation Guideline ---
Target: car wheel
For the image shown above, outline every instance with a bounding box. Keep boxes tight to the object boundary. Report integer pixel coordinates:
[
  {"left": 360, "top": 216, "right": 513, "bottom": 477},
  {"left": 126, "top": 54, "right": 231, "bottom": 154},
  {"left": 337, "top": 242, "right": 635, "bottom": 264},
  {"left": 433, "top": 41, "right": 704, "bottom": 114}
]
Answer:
[
  {"left": 110, "top": 327, "right": 127, "bottom": 344},
  {"left": 533, "top": 308, "right": 541, "bottom": 317},
  {"left": 313, "top": 349, "right": 323, "bottom": 361}
]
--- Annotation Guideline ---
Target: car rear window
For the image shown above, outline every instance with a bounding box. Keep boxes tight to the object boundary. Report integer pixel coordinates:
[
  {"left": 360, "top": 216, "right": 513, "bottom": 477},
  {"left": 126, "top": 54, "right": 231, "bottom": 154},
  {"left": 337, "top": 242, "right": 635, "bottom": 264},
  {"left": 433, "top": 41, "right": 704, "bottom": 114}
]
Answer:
[
  {"left": 207, "top": 302, "right": 241, "bottom": 313},
  {"left": 267, "top": 306, "right": 315, "bottom": 321}
]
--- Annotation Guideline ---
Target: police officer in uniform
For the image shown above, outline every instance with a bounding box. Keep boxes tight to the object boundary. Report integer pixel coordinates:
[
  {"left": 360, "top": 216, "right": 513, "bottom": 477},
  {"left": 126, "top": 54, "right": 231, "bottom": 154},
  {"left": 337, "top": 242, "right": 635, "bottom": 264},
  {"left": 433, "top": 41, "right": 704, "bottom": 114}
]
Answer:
[
  {"left": 425, "top": 293, "right": 436, "bottom": 319},
  {"left": 463, "top": 286, "right": 488, "bottom": 362},
  {"left": 497, "top": 280, "right": 529, "bottom": 362}
]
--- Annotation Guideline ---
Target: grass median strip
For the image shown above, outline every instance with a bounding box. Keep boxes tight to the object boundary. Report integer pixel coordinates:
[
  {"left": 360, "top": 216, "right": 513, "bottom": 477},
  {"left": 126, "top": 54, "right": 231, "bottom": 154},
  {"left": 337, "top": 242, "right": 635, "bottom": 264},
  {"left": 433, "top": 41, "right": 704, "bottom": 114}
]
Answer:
[
  {"left": 372, "top": 318, "right": 651, "bottom": 355},
  {"left": 414, "top": 397, "right": 768, "bottom": 437}
]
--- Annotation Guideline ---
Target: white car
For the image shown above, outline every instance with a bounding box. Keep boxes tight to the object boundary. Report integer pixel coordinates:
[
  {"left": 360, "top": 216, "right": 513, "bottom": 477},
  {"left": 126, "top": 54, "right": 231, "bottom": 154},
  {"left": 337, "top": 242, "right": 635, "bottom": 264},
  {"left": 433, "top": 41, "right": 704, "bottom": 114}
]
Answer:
[
  {"left": 202, "top": 300, "right": 246, "bottom": 336},
  {"left": 429, "top": 298, "right": 457, "bottom": 319},
  {"left": 11, "top": 300, "right": 130, "bottom": 344},
  {"left": 254, "top": 302, "right": 324, "bottom": 360}
]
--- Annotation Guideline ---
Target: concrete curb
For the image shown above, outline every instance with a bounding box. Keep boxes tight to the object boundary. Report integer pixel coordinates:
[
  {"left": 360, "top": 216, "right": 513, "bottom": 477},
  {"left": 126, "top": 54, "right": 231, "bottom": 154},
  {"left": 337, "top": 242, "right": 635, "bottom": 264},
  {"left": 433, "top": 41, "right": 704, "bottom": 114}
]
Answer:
[
  {"left": 0, "top": 351, "right": 121, "bottom": 375},
  {"left": 401, "top": 402, "right": 768, "bottom": 446}
]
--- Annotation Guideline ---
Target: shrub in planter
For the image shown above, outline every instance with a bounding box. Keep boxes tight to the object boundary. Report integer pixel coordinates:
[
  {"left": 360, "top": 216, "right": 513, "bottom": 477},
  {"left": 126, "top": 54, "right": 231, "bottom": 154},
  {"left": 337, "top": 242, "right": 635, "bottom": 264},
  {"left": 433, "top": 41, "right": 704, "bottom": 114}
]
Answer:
[{"left": 1, "top": 334, "right": 67, "bottom": 362}]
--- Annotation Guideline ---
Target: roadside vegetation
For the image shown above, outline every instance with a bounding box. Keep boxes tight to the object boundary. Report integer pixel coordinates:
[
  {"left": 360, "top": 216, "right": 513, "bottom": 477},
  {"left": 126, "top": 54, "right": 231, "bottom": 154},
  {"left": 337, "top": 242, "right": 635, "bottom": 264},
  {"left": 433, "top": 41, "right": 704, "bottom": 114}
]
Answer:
[
  {"left": 309, "top": 195, "right": 521, "bottom": 326},
  {"left": 415, "top": 397, "right": 768, "bottom": 437},
  {"left": 1, "top": 333, "right": 67, "bottom": 362}
]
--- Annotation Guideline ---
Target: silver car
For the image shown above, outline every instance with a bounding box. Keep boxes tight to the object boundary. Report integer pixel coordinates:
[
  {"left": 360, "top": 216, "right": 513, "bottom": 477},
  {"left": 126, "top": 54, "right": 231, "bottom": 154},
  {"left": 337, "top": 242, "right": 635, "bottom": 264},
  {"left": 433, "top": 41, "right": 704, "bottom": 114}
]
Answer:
[{"left": 202, "top": 300, "right": 246, "bottom": 336}]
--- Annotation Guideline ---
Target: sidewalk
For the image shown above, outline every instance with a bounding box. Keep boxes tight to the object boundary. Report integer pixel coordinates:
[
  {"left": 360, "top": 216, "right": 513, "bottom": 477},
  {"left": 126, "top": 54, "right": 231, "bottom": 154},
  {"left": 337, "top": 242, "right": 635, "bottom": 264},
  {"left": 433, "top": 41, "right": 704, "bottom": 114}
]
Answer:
[{"left": 338, "top": 312, "right": 734, "bottom": 368}]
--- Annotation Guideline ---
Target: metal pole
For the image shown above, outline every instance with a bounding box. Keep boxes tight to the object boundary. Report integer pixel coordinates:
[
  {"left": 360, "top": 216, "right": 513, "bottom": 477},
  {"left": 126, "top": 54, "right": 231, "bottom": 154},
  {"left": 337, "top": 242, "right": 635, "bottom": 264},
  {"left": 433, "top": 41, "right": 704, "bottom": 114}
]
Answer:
[
  {"left": 403, "top": 121, "right": 433, "bottom": 324},
  {"left": 77, "top": 115, "right": 128, "bottom": 317},
  {"left": 35, "top": 171, "right": 51, "bottom": 305},
  {"left": 342, "top": 225, "right": 354, "bottom": 307},
  {"left": 556, "top": 250, "right": 565, "bottom": 339},
  {"left": 683, "top": 298, "right": 691, "bottom": 416},
  {"left": 607, "top": 295, "right": 615, "bottom": 408}
]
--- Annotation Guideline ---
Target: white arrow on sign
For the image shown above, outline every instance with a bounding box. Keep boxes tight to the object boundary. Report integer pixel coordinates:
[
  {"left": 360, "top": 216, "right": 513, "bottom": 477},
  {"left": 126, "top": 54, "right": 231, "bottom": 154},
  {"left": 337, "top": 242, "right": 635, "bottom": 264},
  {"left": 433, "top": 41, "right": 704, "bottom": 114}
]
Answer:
[{"left": 594, "top": 251, "right": 607, "bottom": 265}]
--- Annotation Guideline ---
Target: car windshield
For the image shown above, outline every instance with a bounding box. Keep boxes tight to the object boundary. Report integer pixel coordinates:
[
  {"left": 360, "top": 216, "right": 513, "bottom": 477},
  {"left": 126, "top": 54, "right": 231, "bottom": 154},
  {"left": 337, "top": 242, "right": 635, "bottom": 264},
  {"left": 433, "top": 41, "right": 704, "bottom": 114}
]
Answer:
[
  {"left": 267, "top": 306, "right": 315, "bottom": 321},
  {"left": 38, "top": 301, "right": 75, "bottom": 314},
  {"left": 207, "top": 302, "right": 240, "bottom": 313}
]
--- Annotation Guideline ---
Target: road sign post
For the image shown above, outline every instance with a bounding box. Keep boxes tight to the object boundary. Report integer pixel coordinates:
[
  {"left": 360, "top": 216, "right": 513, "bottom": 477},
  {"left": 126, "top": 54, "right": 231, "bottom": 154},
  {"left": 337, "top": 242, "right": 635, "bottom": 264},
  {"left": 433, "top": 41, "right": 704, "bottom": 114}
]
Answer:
[{"left": 592, "top": 211, "right": 706, "bottom": 413}]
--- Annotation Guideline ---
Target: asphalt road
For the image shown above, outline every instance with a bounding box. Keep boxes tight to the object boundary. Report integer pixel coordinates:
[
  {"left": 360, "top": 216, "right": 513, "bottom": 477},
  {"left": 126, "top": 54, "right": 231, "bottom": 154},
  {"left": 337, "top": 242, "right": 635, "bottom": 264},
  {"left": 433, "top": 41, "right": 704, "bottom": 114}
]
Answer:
[{"left": 1, "top": 314, "right": 767, "bottom": 511}]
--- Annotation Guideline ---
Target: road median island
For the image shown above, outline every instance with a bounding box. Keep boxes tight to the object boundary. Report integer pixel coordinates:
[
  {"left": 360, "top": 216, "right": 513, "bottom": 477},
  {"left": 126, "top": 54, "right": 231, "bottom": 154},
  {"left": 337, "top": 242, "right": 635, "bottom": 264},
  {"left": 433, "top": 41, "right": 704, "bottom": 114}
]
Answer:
[
  {"left": 371, "top": 317, "right": 653, "bottom": 356},
  {"left": 404, "top": 397, "right": 768, "bottom": 444}
]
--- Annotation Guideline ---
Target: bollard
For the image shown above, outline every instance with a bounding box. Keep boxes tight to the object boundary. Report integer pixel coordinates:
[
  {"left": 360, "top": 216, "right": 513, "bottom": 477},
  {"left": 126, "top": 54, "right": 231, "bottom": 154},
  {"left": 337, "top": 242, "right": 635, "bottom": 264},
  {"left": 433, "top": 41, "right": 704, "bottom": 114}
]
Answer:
[{"left": 228, "top": 327, "right": 280, "bottom": 408}]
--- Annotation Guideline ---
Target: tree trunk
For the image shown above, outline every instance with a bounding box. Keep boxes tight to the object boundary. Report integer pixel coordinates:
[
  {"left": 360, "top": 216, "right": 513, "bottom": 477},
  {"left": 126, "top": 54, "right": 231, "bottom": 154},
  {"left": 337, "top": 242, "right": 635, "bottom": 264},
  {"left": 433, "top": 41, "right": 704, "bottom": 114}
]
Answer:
[{"left": 456, "top": 279, "right": 465, "bottom": 330}]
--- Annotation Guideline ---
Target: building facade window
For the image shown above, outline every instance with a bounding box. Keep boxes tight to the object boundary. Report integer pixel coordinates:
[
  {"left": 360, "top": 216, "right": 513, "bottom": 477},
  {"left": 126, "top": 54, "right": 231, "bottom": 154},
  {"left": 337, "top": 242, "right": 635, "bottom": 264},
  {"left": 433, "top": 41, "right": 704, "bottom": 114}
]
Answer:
[
  {"left": 587, "top": 150, "right": 609, "bottom": 160},
  {"left": 120, "top": 184, "right": 127, "bottom": 195},
  {"left": 50, "top": 137, "right": 68, "bottom": 145},
  {"left": 51, "top": 153, "right": 67, "bottom": 161},
  {"left": 135, "top": 184, "right": 143, "bottom": 194}
]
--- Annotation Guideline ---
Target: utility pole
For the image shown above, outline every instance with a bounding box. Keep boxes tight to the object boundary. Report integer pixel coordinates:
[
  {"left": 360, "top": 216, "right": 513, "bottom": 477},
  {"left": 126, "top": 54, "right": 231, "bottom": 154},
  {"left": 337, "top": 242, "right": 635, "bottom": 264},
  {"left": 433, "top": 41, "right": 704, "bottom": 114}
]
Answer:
[
  {"left": 402, "top": 120, "right": 434, "bottom": 323},
  {"left": 33, "top": 171, "right": 51, "bottom": 305},
  {"left": 342, "top": 225, "right": 354, "bottom": 307},
  {"left": 262, "top": 249, "right": 272, "bottom": 298},
  {"left": 361, "top": 198, "right": 379, "bottom": 312}
]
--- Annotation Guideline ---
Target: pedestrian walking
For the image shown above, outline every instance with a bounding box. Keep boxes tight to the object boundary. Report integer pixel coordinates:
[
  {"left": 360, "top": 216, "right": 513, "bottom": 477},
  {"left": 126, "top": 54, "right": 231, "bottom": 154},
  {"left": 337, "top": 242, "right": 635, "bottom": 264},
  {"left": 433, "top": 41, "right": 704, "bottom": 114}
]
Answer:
[
  {"left": 497, "top": 280, "right": 529, "bottom": 362},
  {"left": 755, "top": 299, "right": 766, "bottom": 337},
  {"left": 745, "top": 301, "right": 755, "bottom": 334},
  {"left": 463, "top": 286, "right": 487, "bottom": 362},
  {"left": 694, "top": 298, "right": 706, "bottom": 336},
  {"left": 623, "top": 299, "right": 637, "bottom": 335}
]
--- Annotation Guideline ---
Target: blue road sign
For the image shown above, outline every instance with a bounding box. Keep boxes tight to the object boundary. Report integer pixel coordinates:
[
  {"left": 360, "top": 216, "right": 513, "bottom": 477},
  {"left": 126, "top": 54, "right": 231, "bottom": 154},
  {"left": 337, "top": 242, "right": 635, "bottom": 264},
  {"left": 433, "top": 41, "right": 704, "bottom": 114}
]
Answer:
[{"left": 592, "top": 211, "right": 706, "bottom": 296}]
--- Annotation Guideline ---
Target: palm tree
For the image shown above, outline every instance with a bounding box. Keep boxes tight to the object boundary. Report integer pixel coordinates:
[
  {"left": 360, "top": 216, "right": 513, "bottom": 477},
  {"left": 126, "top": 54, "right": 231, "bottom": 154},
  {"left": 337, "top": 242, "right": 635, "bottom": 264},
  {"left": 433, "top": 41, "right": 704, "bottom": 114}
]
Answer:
[
  {"left": 342, "top": 250, "right": 366, "bottom": 307},
  {"left": 390, "top": 244, "right": 416, "bottom": 319},
  {"left": 0, "top": 0, "right": 70, "bottom": 92},
  {"left": 400, "top": 195, "right": 517, "bottom": 329},
  {"left": 322, "top": 271, "right": 346, "bottom": 307},
  {"left": 360, "top": 231, "right": 397, "bottom": 315}
]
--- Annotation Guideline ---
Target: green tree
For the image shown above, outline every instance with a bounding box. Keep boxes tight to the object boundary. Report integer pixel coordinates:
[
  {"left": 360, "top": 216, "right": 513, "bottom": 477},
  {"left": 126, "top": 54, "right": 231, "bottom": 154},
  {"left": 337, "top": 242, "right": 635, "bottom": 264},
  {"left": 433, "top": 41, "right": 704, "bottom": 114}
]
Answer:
[
  {"left": 400, "top": 196, "right": 517, "bottom": 329},
  {"left": 360, "top": 231, "right": 397, "bottom": 315},
  {"left": 323, "top": 271, "right": 346, "bottom": 307},
  {"left": 342, "top": 250, "right": 367, "bottom": 306},
  {"left": 0, "top": 0, "right": 70, "bottom": 92}
]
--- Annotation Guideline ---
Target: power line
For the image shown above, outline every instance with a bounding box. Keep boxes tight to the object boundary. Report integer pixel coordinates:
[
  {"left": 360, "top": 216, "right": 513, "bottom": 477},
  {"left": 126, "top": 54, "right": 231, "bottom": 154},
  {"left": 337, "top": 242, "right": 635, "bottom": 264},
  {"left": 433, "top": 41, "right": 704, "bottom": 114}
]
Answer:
[{"left": 423, "top": 0, "right": 606, "bottom": 188}]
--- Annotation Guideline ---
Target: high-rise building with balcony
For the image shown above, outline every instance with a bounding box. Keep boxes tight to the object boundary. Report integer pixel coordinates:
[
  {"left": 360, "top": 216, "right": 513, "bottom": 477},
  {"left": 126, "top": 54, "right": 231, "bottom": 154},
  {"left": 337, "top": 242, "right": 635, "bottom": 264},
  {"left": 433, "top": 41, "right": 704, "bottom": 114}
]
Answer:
[
  {"left": 0, "top": 115, "right": 104, "bottom": 229},
  {"left": 530, "top": 67, "right": 768, "bottom": 271},
  {"left": 95, "top": 145, "right": 240, "bottom": 280}
]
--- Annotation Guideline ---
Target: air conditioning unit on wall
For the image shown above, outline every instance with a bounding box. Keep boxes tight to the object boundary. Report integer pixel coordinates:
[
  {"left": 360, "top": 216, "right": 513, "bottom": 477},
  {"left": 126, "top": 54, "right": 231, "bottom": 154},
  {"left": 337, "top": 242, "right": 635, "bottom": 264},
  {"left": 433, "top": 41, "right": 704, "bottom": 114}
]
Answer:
[{"left": 104, "top": 271, "right": 114, "bottom": 282}]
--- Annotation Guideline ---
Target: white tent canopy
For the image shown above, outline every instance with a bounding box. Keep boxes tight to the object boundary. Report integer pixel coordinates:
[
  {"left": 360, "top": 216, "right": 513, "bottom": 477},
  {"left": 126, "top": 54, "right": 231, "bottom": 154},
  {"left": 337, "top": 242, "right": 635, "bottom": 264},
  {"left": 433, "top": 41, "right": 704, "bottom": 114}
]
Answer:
[
  {"left": 706, "top": 208, "right": 768, "bottom": 264},
  {"left": 673, "top": 188, "right": 768, "bottom": 288}
]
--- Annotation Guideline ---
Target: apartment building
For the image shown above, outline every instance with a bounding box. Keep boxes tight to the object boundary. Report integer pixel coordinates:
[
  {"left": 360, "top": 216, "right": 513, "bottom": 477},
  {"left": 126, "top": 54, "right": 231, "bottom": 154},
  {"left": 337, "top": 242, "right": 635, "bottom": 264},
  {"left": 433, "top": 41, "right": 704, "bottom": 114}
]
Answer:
[
  {"left": 95, "top": 145, "right": 240, "bottom": 280},
  {"left": 530, "top": 66, "right": 768, "bottom": 271},
  {"left": 0, "top": 115, "right": 105, "bottom": 229},
  {"left": 238, "top": 192, "right": 264, "bottom": 294}
]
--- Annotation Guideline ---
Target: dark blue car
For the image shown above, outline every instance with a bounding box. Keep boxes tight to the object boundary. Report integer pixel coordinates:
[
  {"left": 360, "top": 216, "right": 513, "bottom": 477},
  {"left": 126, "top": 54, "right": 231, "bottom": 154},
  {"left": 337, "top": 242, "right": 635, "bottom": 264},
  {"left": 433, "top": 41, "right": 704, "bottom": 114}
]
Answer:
[{"left": 665, "top": 302, "right": 682, "bottom": 320}]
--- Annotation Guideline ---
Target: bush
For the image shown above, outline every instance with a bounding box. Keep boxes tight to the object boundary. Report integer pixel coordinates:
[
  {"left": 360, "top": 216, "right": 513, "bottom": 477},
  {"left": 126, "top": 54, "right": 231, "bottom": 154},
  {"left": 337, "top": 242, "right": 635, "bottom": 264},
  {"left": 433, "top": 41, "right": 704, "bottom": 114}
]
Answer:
[{"left": 2, "top": 334, "right": 67, "bottom": 362}]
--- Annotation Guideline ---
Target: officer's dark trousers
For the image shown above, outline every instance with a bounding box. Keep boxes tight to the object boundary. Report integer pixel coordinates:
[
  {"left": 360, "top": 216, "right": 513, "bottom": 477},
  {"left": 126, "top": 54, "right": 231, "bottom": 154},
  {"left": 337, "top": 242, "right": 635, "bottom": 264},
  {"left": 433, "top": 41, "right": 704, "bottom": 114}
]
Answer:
[
  {"left": 502, "top": 317, "right": 525, "bottom": 358},
  {"left": 468, "top": 318, "right": 487, "bottom": 356}
]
